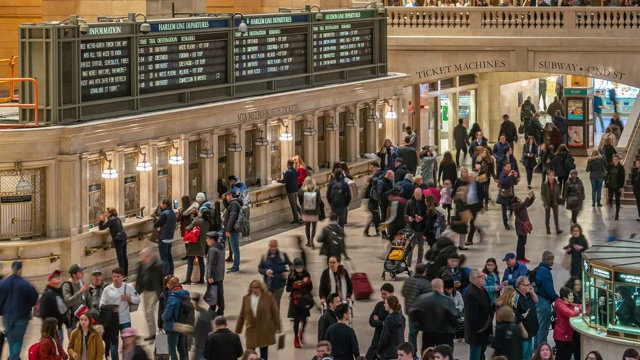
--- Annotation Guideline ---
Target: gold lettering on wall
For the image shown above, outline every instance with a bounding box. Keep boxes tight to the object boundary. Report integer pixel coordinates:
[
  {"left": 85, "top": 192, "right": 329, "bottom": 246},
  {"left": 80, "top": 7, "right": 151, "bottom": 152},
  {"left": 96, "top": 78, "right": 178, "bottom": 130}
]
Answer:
[
  {"left": 416, "top": 60, "right": 507, "bottom": 79},
  {"left": 237, "top": 105, "right": 300, "bottom": 122}
]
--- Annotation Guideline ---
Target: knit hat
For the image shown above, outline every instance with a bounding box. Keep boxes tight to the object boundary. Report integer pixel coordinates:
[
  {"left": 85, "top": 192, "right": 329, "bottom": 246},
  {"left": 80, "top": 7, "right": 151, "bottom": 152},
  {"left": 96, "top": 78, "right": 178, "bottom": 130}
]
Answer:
[
  {"left": 569, "top": 169, "right": 578, "bottom": 175},
  {"left": 195, "top": 192, "right": 207, "bottom": 203},
  {"left": 395, "top": 157, "right": 403, "bottom": 164},
  {"left": 443, "top": 278, "right": 455, "bottom": 289},
  {"left": 542, "top": 250, "right": 555, "bottom": 262}
]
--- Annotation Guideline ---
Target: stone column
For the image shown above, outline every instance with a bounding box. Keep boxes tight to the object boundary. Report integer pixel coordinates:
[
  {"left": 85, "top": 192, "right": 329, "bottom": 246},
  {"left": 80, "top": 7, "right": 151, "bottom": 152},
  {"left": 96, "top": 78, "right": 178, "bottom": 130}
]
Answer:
[
  {"left": 229, "top": 129, "right": 241, "bottom": 180},
  {"left": 147, "top": 142, "right": 159, "bottom": 210},
  {"left": 172, "top": 137, "right": 188, "bottom": 202},
  {"left": 303, "top": 116, "right": 315, "bottom": 170},
  {"left": 367, "top": 101, "right": 378, "bottom": 153},
  {"left": 211, "top": 131, "right": 220, "bottom": 199},
  {"left": 255, "top": 122, "right": 269, "bottom": 187},
  {"left": 311, "top": 113, "right": 320, "bottom": 171},
  {"left": 199, "top": 133, "right": 214, "bottom": 198},
  {"left": 138, "top": 144, "right": 152, "bottom": 218},
  {"left": 413, "top": 85, "right": 422, "bottom": 150},
  {"left": 237, "top": 128, "right": 246, "bottom": 181},
  {"left": 105, "top": 149, "right": 123, "bottom": 214},
  {"left": 80, "top": 155, "right": 89, "bottom": 230},
  {"left": 56, "top": 155, "right": 80, "bottom": 237},
  {"left": 347, "top": 105, "right": 358, "bottom": 162},
  {"left": 448, "top": 93, "right": 459, "bottom": 150},
  {"left": 327, "top": 109, "right": 339, "bottom": 165}
]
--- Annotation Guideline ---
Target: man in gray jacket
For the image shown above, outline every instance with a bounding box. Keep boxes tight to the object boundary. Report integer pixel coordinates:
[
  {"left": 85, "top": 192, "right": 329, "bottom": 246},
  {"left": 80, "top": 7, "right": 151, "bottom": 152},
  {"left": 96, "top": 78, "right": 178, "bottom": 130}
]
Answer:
[
  {"left": 401, "top": 264, "right": 432, "bottom": 355},
  {"left": 62, "top": 264, "right": 90, "bottom": 336},
  {"left": 206, "top": 231, "right": 226, "bottom": 315}
]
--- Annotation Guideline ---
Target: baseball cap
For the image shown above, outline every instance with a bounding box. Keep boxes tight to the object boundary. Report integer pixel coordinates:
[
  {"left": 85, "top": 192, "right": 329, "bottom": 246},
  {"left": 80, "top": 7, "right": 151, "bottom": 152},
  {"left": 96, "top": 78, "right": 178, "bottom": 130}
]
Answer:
[
  {"left": 91, "top": 267, "right": 102, "bottom": 275},
  {"left": 11, "top": 260, "right": 23, "bottom": 271},
  {"left": 206, "top": 231, "right": 219, "bottom": 240},
  {"left": 293, "top": 258, "right": 304, "bottom": 269},
  {"left": 228, "top": 175, "right": 237, "bottom": 181},
  {"left": 223, "top": 189, "right": 236, "bottom": 196},
  {"left": 48, "top": 270, "right": 61, "bottom": 281},
  {"left": 502, "top": 252, "right": 516, "bottom": 261},
  {"left": 68, "top": 264, "right": 84, "bottom": 275}
]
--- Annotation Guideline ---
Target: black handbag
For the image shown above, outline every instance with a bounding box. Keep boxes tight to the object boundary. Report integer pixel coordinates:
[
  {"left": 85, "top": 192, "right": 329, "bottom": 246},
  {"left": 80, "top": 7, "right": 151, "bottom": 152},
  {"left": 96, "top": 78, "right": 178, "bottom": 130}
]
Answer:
[
  {"left": 319, "top": 199, "right": 326, "bottom": 221},
  {"left": 499, "top": 187, "right": 514, "bottom": 199}
]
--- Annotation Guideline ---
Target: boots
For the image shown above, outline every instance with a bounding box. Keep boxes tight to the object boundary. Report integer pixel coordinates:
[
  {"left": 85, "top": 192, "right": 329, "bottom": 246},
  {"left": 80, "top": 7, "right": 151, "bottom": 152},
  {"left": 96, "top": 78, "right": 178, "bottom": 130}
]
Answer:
[
  {"left": 546, "top": 227, "right": 551, "bottom": 235},
  {"left": 294, "top": 335, "right": 301, "bottom": 348}
]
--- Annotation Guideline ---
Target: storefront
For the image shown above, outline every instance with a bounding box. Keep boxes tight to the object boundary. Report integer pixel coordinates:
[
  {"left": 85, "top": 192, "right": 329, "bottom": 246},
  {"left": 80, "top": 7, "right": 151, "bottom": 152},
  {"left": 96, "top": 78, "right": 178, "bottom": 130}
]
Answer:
[{"left": 594, "top": 79, "right": 639, "bottom": 116}]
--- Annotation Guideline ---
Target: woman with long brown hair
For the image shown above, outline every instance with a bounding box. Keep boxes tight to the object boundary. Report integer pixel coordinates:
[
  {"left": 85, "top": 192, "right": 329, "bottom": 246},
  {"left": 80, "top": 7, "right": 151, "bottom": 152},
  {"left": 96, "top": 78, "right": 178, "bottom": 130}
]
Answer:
[
  {"left": 67, "top": 312, "right": 105, "bottom": 360},
  {"left": 438, "top": 151, "right": 458, "bottom": 186},
  {"left": 522, "top": 135, "right": 538, "bottom": 189},
  {"left": 38, "top": 317, "right": 68, "bottom": 360}
]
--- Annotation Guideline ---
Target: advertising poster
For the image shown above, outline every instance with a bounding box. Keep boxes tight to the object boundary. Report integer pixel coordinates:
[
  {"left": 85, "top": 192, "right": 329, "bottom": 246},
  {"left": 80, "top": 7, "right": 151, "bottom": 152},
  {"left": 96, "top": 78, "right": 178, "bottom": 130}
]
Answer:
[
  {"left": 568, "top": 125, "right": 584, "bottom": 147},
  {"left": 567, "top": 99, "right": 585, "bottom": 120}
]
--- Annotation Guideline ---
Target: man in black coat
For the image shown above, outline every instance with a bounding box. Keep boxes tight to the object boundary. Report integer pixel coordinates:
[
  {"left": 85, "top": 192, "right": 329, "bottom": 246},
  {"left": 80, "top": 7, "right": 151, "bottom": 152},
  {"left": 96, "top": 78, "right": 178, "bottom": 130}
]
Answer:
[
  {"left": 365, "top": 283, "right": 394, "bottom": 360},
  {"left": 135, "top": 248, "right": 164, "bottom": 341},
  {"left": 277, "top": 159, "right": 301, "bottom": 224},
  {"left": 203, "top": 316, "right": 243, "bottom": 360},
  {"left": 552, "top": 110, "right": 569, "bottom": 144},
  {"left": 409, "top": 279, "right": 459, "bottom": 353},
  {"left": 499, "top": 114, "right": 518, "bottom": 148},
  {"left": 393, "top": 158, "right": 409, "bottom": 183},
  {"left": 464, "top": 268, "right": 493, "bottom": 360},
  {"left": 318, "top": 293, "right": 341, "bottom": 341},
  {"left": 397, "top": 136, "right": 418, "bottom": 175},
  {"left": 453, "top": 118, "right": 469, "bottom": 167}
]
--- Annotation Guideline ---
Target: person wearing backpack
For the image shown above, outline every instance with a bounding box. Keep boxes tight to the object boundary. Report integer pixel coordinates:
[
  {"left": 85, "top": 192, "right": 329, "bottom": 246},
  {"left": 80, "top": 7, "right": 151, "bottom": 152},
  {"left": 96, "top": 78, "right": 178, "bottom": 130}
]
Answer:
[
  {"left": 0, "top": 261, "right": 38, "bottom": 360},
  {"left": 222, "top": 189, "right": 243, "bottom": 273},
  {"left": 154, "top": 199, "right": 178, "bottom": 277},
  {"left": 161, "top": 276, "right": 192, "bottom": 360},
  {"left": 553, "top": 144, "right": 575, "bottom": 194},
  {"left": 327, "top": 169, "right": 352, "bottom": 228},
  {"left": 317, "top": 213, "right": 349, "bottom": 264},
  {"left": 298, "top": 176, "right": 322, "bottom": 248},
  {"left": 500, "top": 114, "right": 518, "bottom": 149},
  {"left": 61, "top": 264, "right": 91, "bottom": 337},
  {"left": 365, "top": 162, "right": 384, "bottom": 238},
  {"left": 229, "top": 175, "right": 253, "bottom": 239},
  {"left": 277, "top": 159, "right": 301, "bottom": 224},
  {"left": 98, "top": 208, "right": 129, "bottom": 278},
  {"left": 258, "top": 240, "right": 292, "bottom": 310},
  {"left": 533, "top": 250, "right": 558, "bottom": 348},
  {"left": 35, "top": 317, "right": 68, "bottom": 360}
]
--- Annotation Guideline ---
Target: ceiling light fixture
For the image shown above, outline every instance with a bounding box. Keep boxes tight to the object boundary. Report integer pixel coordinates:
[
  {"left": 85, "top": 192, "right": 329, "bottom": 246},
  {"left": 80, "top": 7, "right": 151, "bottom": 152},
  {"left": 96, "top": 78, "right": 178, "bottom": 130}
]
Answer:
[{"left": 100, "top": 151, "right": 119, "bottom": 179}]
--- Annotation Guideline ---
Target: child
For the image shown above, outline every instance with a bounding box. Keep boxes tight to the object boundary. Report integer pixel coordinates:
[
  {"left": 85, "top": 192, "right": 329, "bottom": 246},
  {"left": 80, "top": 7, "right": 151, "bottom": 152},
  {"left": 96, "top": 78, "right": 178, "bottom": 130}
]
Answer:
[
  {"left": 440, "top": 180, "right": 453, "bottom": 222},
  {"left": 423, "top": 180, "right": 441, "bottom": 205},
  {"left": 458, "top": 254, "right": 472, "bottom": 297}
]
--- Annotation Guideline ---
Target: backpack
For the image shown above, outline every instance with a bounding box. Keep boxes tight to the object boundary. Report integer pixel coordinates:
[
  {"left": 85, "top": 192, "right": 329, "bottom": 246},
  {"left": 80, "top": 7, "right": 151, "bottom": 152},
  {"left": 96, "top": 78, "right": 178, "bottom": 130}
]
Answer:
[
  {"left": 303, "top": 191, "right": 318, "bottom": 211},
  {"left": 434, "top": 211, "right": 447, "bottom": 235},
  {"left": 28, "top": 342, "right": 40, "bottom": 360},
  {"left": 235, "top": 185, "right": 252, "bottom": 208},
  {"left": 172, "top": 294, "right": 195, "bottom": 326},
  {"left": 369, "top": 176, "right": 380, "bottom": 201},
  {"left": 528, "top": 266, "right": 539, "bottom": 288},
  {"left": 325, "top": 226, "right": 345, "bottom": 256},
  {"left": 232, "top": 207, "right": 247, "bottom": 233},
  {"left": 330, "top": 181, "right": 347, "bottom": 208},
  {"left": 565, "top": 156, "right": 576, "bottom": 171}
]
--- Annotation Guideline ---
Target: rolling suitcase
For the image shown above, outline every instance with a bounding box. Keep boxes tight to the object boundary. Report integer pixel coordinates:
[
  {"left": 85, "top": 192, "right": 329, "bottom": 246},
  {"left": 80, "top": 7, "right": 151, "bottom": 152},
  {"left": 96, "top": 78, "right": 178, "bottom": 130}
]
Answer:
[{"left": 351, "top": 272, "right": 373, "bottom": 300}]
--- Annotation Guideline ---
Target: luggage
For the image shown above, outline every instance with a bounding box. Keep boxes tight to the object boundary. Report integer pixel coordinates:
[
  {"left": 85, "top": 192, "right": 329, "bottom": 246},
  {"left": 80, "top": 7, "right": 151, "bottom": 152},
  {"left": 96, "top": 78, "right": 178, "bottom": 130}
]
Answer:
[{"left": 351, "top": 272, "right": 373, "bottom": 300}]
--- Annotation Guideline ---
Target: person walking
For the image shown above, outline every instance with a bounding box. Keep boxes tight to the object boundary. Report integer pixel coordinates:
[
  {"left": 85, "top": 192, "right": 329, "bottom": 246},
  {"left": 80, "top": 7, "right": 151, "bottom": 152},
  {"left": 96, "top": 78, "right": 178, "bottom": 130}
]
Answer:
[
  {"left": 326, "top": 303, "right": 360, "bottom": 360},
  {"left": 277, "top": 159, "right": 301, "bottom": 224},
  {"left": 184, "top": 210, "right": 209, "bottom": 284},
  {"left": 135, "top": 248, "right": 164, "bottom": 341},
  {"left": 409, "top": 279, "right": 458, "bottom": 353},
  {"left": 606, "top": 154, "right": 625, "bottom": 220},
  {"left": 475, "top": 148, "right": 495, "bottom": 211},
  {"left": 539, "top": 143, "right": 555, "bottom": 185},
  {"left": 205, "top": 231, "right": 225, "bottom": 316},
  {"left": 398, "top": 135, "right": 419, "bottom": 175},
  {"left": 286, "top": 258, "right": 313, "bottom": 348},
  {"left": 401, "top": 264, "right": 431, "bottom": 353},
  {"left": 258, "top": 239, "right": 292, "bottom": 309},
  {"left": 586, "top": 149, "right": 607, "bottom": 207},
  {"left": 525, "top": 112, "right": 544, "bottom": 147},
  {"left": 299, "top": 176, "right": 322, "bottom": 247},
  {"left": 366, "top": 284, "right": 394, "bottom": 360},
  {"left": 469, "top": 131, "right": 488, "bottom": 170},
  {"left": 540, "top": 170, "right": 563, "bottom": 235},
  {"left": 120, "top": 328, "right": 150, "bottom": 360},
  {"left": 553, "top": 287, "right": 582, "bottom": 360},
  {"left": 464, "top": 269, "right": 493, "bottom": 360},
  {"left": 512, "top": 192, "right": 536, "bottom": 264},
  {"left": 565, "top": 224, "right": 589, "bottom": 278},
  {"left": 154, "top": 199, "right": 177, "bottom": 276},
  {"left": 317, "top": 213, "right": 348, "bottom": 263},
  {"left": 563, "top": 169, "right": 585, "bottom": 224},
  {"left": 552, "top": 110, "right": 569, "bottom": 145},
  {"left": 98, "top": 208, "right": 129, "bottom": 277},
  {"left": 0, "top": 261, "right": 38, "bottom": 360},
  {"left": 454, "top": 118, "right": 469, "bottom": 167},
  {"left": 464, "top": 172, "right": 485, "bottom": 246},
  {"left": 533, "top": 251, "right": 558, "bottom": 348},
  {"left": 493, "top": 134, "right": 509, "bottom": 166},
  {"left": 376, "top": 296, "right": 406, "bottom": 360},
  {"left": 161, "top": 276, "right": 191, "bottom": 360},
  {"left": 365, "top": 162, "right": 384, "bottom": 237},
  {"left": 554, "top": 144, "right": 575, "bottom": 194},
  {"left": 236, "top": 280, "right": 281, "bottom": 360},
  {"left": 500, "top": 114, "right": 518, "bottom": 148},
  {"left": 37, "top": 317, "right": 68, "bottom": 360},
  {"left": 514, "top": 276, "right": 538, "bottom": 360},
  {"left": 67, "top": 312, "right": 105, "bottom": 360},
  {"left": 601, "top": 136, "right": 617, "bottom": 165},
  {"left": 377, "top": 170, "right": 395, "bottom": 228},
  {"left": 438, "top": 152, "right": 458, "bottom": 186},
  {"left": 522, "top": 136, "right": 538, "bottom": 189},
  {"left": 319, "top": 256, "right": 353, "bottom": 303},
  {"left": 593, "top": 91, "right": 606, "bottom": 132},
  {"left": 203, "top": 316, "right": 244, "bottom": 360},
  {"left": 222, "top": 189, "right": 242, "bottom": 273},
  {"left": 327, "top": 169, "right": 352, "bottom": 227},
  {"left": 497, "top": 162, "right": 519, "bottom": 230},
  {"left": 39, "top": 270, "right": 67, "bottom": 341}
]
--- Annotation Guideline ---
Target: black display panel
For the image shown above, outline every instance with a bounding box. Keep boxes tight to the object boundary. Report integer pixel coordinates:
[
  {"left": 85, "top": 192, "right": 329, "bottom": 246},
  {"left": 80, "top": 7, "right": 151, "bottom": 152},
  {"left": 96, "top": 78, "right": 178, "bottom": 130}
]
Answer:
[
  {"left": 313, "top": 22, "right": 374, "bottom": 72},
  {"left": 138, "top": 32, "right": 228, "bottom": 94},
  {"left": 233, "top": 26, "right": 308, "bottom": 82},
  {"left": 80, "top": 39, "right": 132, "bottom": 102}
]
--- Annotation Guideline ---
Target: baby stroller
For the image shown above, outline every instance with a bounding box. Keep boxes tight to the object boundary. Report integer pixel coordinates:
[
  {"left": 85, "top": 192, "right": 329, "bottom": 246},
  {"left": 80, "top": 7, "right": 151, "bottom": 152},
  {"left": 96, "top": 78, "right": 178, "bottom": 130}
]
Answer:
[{"left": 382, "top": 229, "right": 416, "bottom": 281}]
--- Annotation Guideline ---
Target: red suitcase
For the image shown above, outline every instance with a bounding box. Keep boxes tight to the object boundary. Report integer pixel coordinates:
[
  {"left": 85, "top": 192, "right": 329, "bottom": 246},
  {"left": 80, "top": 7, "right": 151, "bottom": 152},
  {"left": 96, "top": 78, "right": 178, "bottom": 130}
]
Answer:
[{"left": 351, "top": 272, "right": 373, "bottom": 300}]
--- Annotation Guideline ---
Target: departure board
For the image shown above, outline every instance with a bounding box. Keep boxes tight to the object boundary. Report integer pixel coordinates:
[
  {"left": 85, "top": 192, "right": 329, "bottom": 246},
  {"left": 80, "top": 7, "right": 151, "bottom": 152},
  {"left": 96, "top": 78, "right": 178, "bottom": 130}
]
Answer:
[
  {"left": 313, "top": 22, "right": 374, "bottom": 72},
  {"left": 80, "top": 38, "right": 132, "bottom": 102},
  {"left": 138, "top": 33, "right": 227, "bottom": 94},
  {"left": 233, "top": 26, "right": 308, "bottom": 82}
]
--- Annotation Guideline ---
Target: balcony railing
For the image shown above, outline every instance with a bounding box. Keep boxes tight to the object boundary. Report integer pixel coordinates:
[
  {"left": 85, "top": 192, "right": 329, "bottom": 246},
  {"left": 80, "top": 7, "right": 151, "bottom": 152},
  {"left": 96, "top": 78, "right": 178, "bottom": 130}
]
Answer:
[{"left": 387, "top": 6, "right": 640, "bottom": 33}]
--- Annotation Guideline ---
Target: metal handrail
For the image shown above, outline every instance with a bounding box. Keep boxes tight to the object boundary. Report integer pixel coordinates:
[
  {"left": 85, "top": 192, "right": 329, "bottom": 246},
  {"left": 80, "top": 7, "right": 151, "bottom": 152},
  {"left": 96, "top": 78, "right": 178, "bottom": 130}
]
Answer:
[
  {"left": 622, "top": 111, "right": 640, "bottom": 179},
  {"left": 0, "top": 56, "right": 19, "bottom": 103},
  {"left": 0, "top": 77, "right": 38, "bottom": 128}
]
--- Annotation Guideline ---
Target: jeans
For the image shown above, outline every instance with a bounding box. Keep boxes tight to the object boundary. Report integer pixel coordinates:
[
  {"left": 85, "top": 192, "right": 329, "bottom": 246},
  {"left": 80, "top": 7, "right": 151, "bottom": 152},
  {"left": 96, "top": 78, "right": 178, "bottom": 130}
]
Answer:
[
  {"left": 367, "top": 199, "right": 381, "bottom": 231},
  {"left": 158, "top": 240, "right": 174, "bottom": 276},
  {"left": 469, "top": 345, "right": 486, "bottom": 360},
  {"left": 591, "top": 179, "right": 603, "bottom": 205},
  {"left": 594, "top": 112, "right": 605, "bottom": 132},
  {"left": 333, "top": 207, "right": 348, "bottom": 228},
  {"left": 143, "top": 291, "right": 158, "bottom": 336},
  {"left": 408, "top": 320, "right": 418, "bottom": 358},
  {"left": 535, "top": 296, "right": 552, "bottom": 348},
  {"left": 456, "top": 146, "right": 467, "bottom": 166},
  {"left": 186, "top": 256, "right": 205, "bottom": 282},
  {"left": 167, "top": 331, "right": 188, "bottom": 360},
  {"left": 108, "top": 322, "right": 131, "bottom": 360},
  {"left": 544, "top": 205, "right": 560, "bottom": 232},
  {"left": 517, "top": 234, "right": 527, "bottom": 260},
  {"left": 114, "top": 239, "right": 129, "bottom": 276},
  {"left": 287, "top": 192, "right": 300, "bottom": 222},
  {"left": 4, "top": 318, "right": 29, "bottom": 360},
  {"left": 522, "top": 338, "right": 534, "bottom": 360},
  {"left": 562, "top": 133, "right": 568, "bottom": 145},
  {"left": 481, "top": 182, "right": 490, "bottom": 206},
  {"left": 229, "top": 231, "right": 240, "bottom": 270}
]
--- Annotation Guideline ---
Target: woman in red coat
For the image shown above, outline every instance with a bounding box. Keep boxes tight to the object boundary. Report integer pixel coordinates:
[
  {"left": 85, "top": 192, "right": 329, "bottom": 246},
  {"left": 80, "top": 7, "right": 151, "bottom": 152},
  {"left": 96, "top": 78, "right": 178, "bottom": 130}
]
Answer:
[
  {"left": 553, "top": 287, "right": 582, "bottom": 360},
  {"left": 293, "top": 155, "right": 308, "bottom": 188},
  {"left": 39, "top": 317, "right": 68, "bottom": 360}
]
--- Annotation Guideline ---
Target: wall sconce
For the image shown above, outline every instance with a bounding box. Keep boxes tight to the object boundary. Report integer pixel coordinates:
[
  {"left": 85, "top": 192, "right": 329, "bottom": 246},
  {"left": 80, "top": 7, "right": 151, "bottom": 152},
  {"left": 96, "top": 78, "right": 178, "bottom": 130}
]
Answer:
[
  {"left": 15, "top": 162, "right": 32, "bottom": 192},
  {"left": 135, "top": 145, "right": 152, "bottom": 172},
  {"left": 278, "top": 119, "right": 293, "bottom": 141},
  {"left": 367, "top": 102, "right": 379, "bottom": 123},
  {"left": 228, "top": 131, "right": 242, "bottom": 152},
  {"left": 307, "top": 4, "right": 323, "bottom": 21},
  {"left": 325, "top": 111, "right": 338, "bottom": 131},
  {"left": 232, "top": 12, "right": 248, "bottom": 34},
  {"left": 254, "top": 129, "right": 269, "bottom": 146},
  {"left": 199, "top": 135, "right": 214, "bottom": 158},
  {"left": 346, "top": 110, "right": 358, "bottom": 127},
  {"left": 168, "top": 141, "right": 184, "bottom": 165},
  {"left": 384, "top": 99, "right": 397, "bottom": 120},
  {"left": 100, "top": 151, "right": 118, "bottom": 179},
  {"left": 303, "top": 116, "right": 317, "bottom": 136}
]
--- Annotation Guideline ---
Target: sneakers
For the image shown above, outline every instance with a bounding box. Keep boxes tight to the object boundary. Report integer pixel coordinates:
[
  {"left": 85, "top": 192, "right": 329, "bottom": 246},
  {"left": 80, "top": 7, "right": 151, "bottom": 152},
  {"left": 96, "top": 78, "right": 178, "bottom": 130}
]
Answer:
[{"left": 226, "top": 267, "right": 239, "bottom": 273}]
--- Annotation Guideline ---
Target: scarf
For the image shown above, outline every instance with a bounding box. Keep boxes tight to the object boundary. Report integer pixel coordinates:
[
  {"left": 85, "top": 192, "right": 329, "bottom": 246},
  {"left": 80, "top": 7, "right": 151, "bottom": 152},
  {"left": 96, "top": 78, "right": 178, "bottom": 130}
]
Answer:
[{"left": 328, "top": 269, "right": 348, "bottom": 300}]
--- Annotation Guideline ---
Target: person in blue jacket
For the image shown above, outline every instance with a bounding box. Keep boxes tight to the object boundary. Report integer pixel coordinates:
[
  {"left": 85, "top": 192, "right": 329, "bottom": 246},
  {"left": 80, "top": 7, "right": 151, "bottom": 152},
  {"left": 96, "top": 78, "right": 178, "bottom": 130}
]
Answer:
[
  {"left": 534, "top": 250, "right": 558, "bottom": 348},
  {"left": 258, "top": 239, "right": 292, "bottom": 311},
  {"left": 493, "top": 134, "right": 509, "bottom": 165},
  {"left": 154, "top": 198, "right": 177, "bottom": 276},
  {"left": 501, "top": 253, "right": 528, "bottom": 288},
  {"left": 161, "top": 276, "right": 191, "bottom": 360},
  {"left": 0, "top": 261, "right": 39, "bottom": 360},
  {"left": 277, "top": 159, "right": 301, "bottom": 224}
]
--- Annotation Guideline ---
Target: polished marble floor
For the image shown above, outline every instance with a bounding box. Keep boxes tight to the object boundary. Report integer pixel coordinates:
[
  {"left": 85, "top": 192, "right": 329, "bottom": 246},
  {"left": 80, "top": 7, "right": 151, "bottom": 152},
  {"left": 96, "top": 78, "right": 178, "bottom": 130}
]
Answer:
[{"left": 9, "top": 157, "right": 640, "bottom": 359}]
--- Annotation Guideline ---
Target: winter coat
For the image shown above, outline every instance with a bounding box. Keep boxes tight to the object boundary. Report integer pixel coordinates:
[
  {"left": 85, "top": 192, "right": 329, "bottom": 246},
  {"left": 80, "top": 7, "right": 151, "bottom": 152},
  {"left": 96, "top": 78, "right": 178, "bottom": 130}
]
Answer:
[
  {"left": 377, "top": 311, "right": 406, "bottom": 359},
  {"left": 610, "top": 117, "right": 625, "bottom": 134},
  {"left": 420, "top": 155, "right": 438, "bottom": 184},
  {"left": 236, "top": 291, "right": 281, "bottom": 349},
  {"left": 98, "top": 214, "right": 127, "bottom": 242},
  {"left": 497, "top": 171, "right": 518, "bottom": 206},
  {"left": 286, "top": 269, "right": 313, "bottom": 319},
  {"left": 493, "top": 141, "right": 509, "bottom": 164},
  {"left": 39, "top": 285, "right": 67, "bottom": 325},
  {"left": 511, "top": 196, "right": 535, "bottom": 237},
  {"left": 258, "top": 250, "right": 292, "bottom": 291},
  {"left": 327, "top": 178, "right": 352, "bottom": 208},
  {"left": 67, "top": 326, "right": 105, "bottom": 360},
  {"left": 440, "top": 266, "right": 470, "bottom": 293},
  {"left": 540, "top": 179, "right": 562, "bottom": 208},
  {"left": 606, "top": 163, "right": 626, "bottom": 190},
  {"left": 547, "top": 100, "right": 563, "bottom": 117},
  {"left": 553, "top": 298, "right": 582, "bottom": 342},
  {"left": 377, "top": 146, "right": 398, "bottom": 171},
  {"left": 410, "top": 291, "right": 459, "bottom": 334},
  {"left": 154, "top": 208, "right": 177, "bottom": 241},
  {"left": 483, "top": 272, "right": 500, "bottom": 305},
  {"left": 568, "top": 235, "right": 589, "bottom": 277},
  {"left": 586, "top": 155, "right": 607, "bottom": 180},
  {"left": 521, "top": 144, "right": 538, "bottom": 168},
  {"left": 318, "top": 309, "right": 338, "bottom": 341},
  {"left": 540, "top": 147, "right": 555, "bottom": 173},
  {"left": 476, "top": 154, "right": 495, "bottom": 181},
  {"left": 319, "top": 267, "right": 353, "bottom": 301},
  {"left": 633, "top": 167, "right": 640, "bottom": 195},
  {"left": 161, "top": 288, "right": 190, "bottom": 332},
  {"left": 38, "top": 337, "right": 68, "bottom": 360},
  {"left": 401, "top": 274, "right": 433, "bottom": 311},
  {"left": 394, "top": 164, "right": 410, "bottom": 183},
  {"left": 454, "top": 124, "right": 469, "bottom": 149},
  {"left": 177, "top": 203, "right": 198, "bottom": 237},
  {"left": 463, "top": 284, "right": 493, "bottom": 346},
  {"left": 135, "top": 257, "right": 164, "bottom": 297},
  {"left": 206, "top": 242, "right": 225, "bottom": 282},
  {"left": 203, "top": 328, "right": 244, "bottom": 360},
  {"left": 599, "top": 131, "right": 618, "bottom": 148},
  {"left": 223, "top": 198, "right": 242, "bottom": 233},
  {"left": 185, "top": 216, "right": 209, "bottom": 257},
  {"left": 397, "top": 145, "right": 418, "bottom": 175},
  {"left": 297, "top": 166, "right": 308, "bottom": 188},
  {"left": 396, "top": 178, "right": 414, "bottom": 200},
  {"left": 563, "top": 177, "right": 585, "bottom": 212},
  {"left": 552, "top": 115, "right": 569, "bottom": 135},
  {"left": 368, "top": 300, "right": 388, "bottom": 353},
  {"left": 534, "top": 262, "right": 558, "bottom": 301},
  {"left": 377, "top": 178, "right": 394, "bottom": 207},
  {"left": 277, "top": 167, "right": 299, "bottom": 193},
  {"left": 492, "top": 322, "right": 523, "bottom": 360},
  {"left": 525, "top": 116, "right": 544, "bottom": 145},
  {"left": 502, "top": 263, "right": 528, "bottom": 287},
  {"left": 554, "top": 150, "right": 575, "bottom": 178},
  {"left": 500, "top": 120, "right": 518, "bottom": 144},
  {"left": 0, "top": 274, "right": 38, "bottom": 326},
  {"left": 438, "top": 162, "right": 458, "bottom": 185}
]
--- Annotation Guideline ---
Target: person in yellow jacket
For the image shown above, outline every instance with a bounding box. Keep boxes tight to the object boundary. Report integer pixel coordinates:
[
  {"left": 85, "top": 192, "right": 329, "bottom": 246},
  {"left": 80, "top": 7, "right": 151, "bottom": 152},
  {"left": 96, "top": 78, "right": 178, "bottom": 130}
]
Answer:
[{"left": 67, "top": 312, "right": 105, "bottom": 360}]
